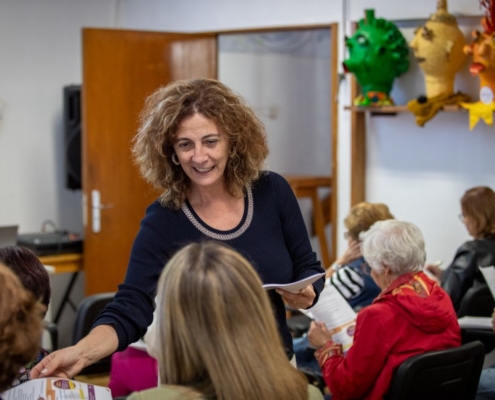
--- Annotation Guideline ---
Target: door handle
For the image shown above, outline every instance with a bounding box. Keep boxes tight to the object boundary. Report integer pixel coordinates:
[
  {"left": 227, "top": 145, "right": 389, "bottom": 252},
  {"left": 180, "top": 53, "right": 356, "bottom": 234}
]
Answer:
[{"left": 91, "top": 190, "right": 114, "bottom": 233}]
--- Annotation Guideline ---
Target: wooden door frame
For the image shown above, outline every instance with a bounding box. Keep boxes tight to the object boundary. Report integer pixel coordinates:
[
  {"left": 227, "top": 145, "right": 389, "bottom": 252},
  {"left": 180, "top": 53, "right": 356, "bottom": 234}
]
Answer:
[
  {"left": 350, "top": 76, "right": 366, "bottom": 206},
  {"left": 211, "top": 23, "right": 339, "bottom": 265}
]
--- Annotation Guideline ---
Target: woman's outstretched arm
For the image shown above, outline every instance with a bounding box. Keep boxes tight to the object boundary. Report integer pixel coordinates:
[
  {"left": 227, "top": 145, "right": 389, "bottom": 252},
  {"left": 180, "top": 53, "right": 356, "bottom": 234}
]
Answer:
[{"left": 30, "top": 325, "right": 118, "bottom": 379}]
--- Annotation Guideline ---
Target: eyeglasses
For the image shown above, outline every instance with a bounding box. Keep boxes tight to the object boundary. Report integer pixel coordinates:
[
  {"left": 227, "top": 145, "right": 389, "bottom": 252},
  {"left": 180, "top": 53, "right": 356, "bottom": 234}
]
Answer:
[
  {"left": 343, "top": 231, "right": 350, "bottom": 240},
  {"left": 458, "top": 213, "right": 465, "bottom": 222}
]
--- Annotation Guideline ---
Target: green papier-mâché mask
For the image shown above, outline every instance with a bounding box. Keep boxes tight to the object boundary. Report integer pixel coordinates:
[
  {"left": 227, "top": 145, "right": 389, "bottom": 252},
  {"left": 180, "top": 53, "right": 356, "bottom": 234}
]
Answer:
[{"left": 344, "top": 9, "right": 409, "bottom": 106}]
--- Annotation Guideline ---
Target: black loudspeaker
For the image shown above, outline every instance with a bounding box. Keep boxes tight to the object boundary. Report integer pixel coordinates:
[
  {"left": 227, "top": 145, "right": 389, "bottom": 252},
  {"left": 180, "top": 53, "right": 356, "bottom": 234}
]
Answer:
[{"left": 64, "top": 85, "right": 82, "bottom": 190}]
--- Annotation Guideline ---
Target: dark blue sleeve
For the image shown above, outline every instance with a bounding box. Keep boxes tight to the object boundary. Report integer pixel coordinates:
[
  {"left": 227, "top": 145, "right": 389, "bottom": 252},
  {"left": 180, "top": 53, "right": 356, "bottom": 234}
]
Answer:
[
  {"left": 270, "top": 172, "right": 325, "bottom": 304},
  {"left": 93, "top": 202, "right": 171, "bottom": 350}
]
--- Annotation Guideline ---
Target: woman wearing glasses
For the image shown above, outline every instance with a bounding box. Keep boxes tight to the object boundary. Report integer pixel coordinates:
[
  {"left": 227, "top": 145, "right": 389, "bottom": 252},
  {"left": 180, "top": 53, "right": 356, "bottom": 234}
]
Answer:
[{"left": 426, "top": 186, "right": 495, "bottom": 311}]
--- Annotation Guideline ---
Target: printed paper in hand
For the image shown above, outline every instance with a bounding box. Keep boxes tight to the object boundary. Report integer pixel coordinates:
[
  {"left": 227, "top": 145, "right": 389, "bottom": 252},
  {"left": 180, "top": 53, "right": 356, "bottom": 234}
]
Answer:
[
  {"left": 479, "top": 265, "right": 495, "bottom": 299},
  {"left": 1, "top": 378, "right": 112, "bottom": 400},
  {"left": 262, "top": 272, "right": 326, "bottom": 293},
  {"left": 300, "top": 285, "right": 357, "bottom": 352}
]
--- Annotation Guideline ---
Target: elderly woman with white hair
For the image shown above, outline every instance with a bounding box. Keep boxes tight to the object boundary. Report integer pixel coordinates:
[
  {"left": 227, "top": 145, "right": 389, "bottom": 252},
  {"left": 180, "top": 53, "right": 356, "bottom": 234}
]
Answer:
[{"left": 308, "top": 220, "right": 461, "bottom": 400}]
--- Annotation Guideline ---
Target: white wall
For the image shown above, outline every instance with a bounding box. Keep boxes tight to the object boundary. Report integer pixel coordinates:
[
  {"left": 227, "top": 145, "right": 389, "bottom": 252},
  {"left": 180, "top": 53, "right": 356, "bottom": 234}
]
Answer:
[
  {"left": 0, "top": 0, "right": 119, "bottom": 348},
  {"left": 218, "top": 33, "right": 331, "bottom": 176},
  {"left": 120, "top": 0, "right": 342, "bottom": 32},
  {"left": 0, "top": 0, "right": 118, "bottom": 233},
  {"left": 348, "top": 0, "right": 482, "bottom": 21}
]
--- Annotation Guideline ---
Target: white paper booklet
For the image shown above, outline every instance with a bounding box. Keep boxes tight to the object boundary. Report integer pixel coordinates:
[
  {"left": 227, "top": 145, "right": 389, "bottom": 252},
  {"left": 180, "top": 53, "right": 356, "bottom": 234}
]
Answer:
[
  {"left": 300, "top": 285, "right": 357, "bottom": 352},
  {"left": 458, "top": 316, "right": 493, "bottom": 330},
  {"left": 262, "top": 272, "right": 326, "bottom": 293},
  {"left": 479, "top": 265, "right": 495, "bottom": 299},
  {"left": 1, "top": 378, "right": 112, "bottom": 400}
]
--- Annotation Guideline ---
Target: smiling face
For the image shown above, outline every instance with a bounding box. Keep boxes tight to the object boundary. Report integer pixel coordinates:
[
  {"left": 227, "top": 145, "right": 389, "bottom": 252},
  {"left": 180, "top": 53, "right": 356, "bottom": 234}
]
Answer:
[{"left": 173, "top": 113, "right": 230, "bottom": 192}]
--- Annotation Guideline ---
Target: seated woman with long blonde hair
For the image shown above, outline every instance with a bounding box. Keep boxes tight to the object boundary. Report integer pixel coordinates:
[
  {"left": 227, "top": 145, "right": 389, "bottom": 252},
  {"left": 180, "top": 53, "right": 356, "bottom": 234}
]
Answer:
[{"left": 130, "top": 241, "right": 322, "bottom": 400}]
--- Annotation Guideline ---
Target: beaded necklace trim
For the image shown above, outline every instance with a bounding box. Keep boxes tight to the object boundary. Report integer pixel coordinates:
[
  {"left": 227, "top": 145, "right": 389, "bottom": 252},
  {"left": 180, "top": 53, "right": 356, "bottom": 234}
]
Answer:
[{"left": 181, "top": 186, "right": 253, "bottom": 241}]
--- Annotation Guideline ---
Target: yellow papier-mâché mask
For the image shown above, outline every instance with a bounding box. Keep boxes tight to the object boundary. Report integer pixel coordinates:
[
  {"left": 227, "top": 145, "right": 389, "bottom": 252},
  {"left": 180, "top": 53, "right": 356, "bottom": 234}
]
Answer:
[{"left": 409, "top": 0, "right": 466, "bottom": 98}]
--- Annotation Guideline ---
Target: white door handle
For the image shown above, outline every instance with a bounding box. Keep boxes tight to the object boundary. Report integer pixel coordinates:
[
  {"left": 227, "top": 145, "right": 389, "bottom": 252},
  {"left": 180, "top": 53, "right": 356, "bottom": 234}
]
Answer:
[{"left": 91, "top": 190, "right": 114, "bottom": 233}]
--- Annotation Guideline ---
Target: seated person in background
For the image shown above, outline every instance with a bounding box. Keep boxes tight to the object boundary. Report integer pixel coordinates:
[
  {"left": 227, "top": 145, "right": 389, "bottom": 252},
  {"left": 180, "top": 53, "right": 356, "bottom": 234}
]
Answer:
[
  {"left": 426, "top": 186, "right": 495, "bottom": 311},
  {"left": 308, "top": 220, "right": 461, "bottom": 400},
  {"left": 131, "top": 241, "right": 323, "bottom": 400},
  {"left": 0, "top": 263, "right": 45, "bottom": 393},
  {"left": 328, "top": 202, "right": 394, "bottom": 310},
  {"left": 0, "top": 246, "right": 51, "bottom": 386},
  {"left": 476, "top": 307, "right": 495, "bottom": 400},
  {"left": 294, "top": 202, "right": 393, "bottom": 371}
]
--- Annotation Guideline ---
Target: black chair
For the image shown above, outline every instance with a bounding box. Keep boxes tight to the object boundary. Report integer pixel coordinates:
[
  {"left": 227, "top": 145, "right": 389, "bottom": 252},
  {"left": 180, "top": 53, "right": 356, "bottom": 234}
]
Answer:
[
  {"left": 386, "top": 341, "right": 485, "bottom": 400},
  {"left": 457, "top": 284, "right": 495, "bottom": 353},
  {"left": 72, "top": 292, "right": 115, "bottom": 375},
  {"left": 457, "top": 284, "right": 495, "bottom": 318}
]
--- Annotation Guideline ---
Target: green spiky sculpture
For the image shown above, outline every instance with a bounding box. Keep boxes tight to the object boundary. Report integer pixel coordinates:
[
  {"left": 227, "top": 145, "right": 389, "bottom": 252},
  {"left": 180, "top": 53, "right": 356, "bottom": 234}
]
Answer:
[{"left": 344, "top": 9, "right": 410, "bottom": 106}]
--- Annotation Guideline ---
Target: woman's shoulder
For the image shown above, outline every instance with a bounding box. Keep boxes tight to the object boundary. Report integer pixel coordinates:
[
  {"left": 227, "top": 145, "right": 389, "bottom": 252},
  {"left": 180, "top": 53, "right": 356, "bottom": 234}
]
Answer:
[
  {"left": 253, "top": 170, "right": 291, "bottom": 193},
  {"left": 457, "top": 238, "right": 495, "bottom": 254},
  {"left": 128, "top": 385, "right": 205, "bottom": 400},
  {"left": 145, "top": 198, "right": 178, "bottom": 215},
  {"left": 141, "top": 199, "right": 182, "bottom": 226}
]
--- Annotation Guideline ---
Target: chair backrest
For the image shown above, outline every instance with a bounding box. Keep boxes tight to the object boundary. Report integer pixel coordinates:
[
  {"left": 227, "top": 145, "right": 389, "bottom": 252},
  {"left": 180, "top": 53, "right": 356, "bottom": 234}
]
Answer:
[
  {"left": 72, "top": 292, "right": 115, "bottom": 374},
  {"left": 386, "top": 341, "right": 485, "bottom": 400},
  {"left": 457, "top": 284, "right": 495, "bottom": 318}
]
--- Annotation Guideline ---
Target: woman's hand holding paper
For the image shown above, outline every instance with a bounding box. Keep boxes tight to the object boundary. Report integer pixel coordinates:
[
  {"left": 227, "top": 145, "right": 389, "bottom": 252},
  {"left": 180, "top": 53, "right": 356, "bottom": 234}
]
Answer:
[{"left": 276, "top": 284, "right": 315, "bottom": 309}]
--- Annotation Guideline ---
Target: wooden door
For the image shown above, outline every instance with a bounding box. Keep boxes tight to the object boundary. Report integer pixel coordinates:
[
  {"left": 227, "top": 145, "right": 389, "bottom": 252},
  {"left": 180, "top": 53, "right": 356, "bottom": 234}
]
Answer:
[{"left": 82, "top": 29, "right": 217, "bottom": 295}]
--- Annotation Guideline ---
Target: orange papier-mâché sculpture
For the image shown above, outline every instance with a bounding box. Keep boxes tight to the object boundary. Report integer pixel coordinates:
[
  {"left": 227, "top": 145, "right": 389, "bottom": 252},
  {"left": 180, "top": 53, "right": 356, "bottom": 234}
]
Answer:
[{"left": 461, "top": 0, "right": 495, "bottom": 129}]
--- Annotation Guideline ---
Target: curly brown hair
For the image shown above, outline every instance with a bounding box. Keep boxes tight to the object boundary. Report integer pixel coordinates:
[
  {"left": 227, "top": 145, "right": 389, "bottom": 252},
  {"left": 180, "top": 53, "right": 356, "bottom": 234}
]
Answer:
[
  {"left": 132, "top": 78, "right": 269, "bottom": 209},
  {"left": 345, "top": 202, "right": 395, "bottom": 240},
  {"left": 0, "top": 263, "right": 45, "bottom": 392},
  {"left": 461, "top": 186, "right": 495, "bottom": 238}
]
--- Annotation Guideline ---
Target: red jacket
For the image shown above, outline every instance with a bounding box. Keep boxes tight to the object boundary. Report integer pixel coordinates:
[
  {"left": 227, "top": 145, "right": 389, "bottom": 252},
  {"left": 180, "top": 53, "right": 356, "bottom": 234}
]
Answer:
[{"left": 318, "top": 271, "right": 461, "bottom": 400}]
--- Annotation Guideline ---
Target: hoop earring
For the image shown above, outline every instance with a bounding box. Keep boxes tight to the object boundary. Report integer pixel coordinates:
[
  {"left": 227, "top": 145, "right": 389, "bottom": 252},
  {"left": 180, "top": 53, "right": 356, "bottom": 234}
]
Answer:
[{"left": 172, "top": 153, "right": 180, "bottom": 166}]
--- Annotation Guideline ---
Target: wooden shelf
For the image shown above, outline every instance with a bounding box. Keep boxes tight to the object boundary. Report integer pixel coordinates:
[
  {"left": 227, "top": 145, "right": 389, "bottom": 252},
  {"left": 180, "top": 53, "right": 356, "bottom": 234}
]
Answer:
[
  {"left": 345, "top": 104, "right": 464, "bottom": 114},
  {"left": 39, "top": 253, "right": 83, "bottom": 274}
]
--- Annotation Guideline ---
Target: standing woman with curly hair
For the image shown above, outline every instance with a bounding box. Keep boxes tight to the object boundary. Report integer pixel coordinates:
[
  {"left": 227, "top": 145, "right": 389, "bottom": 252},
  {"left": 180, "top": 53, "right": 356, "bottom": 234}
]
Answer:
[{"left": 33, "top": 79, "right": 325, "bottom": 378}]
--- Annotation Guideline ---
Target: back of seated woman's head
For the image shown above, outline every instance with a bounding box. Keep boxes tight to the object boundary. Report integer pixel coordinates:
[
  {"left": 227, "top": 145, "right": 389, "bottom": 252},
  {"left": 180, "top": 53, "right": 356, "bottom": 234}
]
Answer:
[
  {"left": 461, "top": 186, "right": 495, "bottom": 238},
  {"left": 361, "top": 220, "right": 426, "bottom": 276},
  {"left": 155, "top": 241, "right": 308, "bottom": 400},
  {"left": 345, "top": 202, "right": 394, "bottom": 240},
  {"left": 0, "top": 263, "right": 45, "bottom": 393},
  {"left": 0, "top": 246, "right": 51, "bottom": 308}
]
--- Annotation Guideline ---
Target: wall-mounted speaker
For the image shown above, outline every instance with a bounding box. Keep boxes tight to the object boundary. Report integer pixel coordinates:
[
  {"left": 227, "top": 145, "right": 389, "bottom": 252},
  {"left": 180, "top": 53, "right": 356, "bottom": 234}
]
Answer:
[{"left": 64, "top": 85, "right": 81, "bottom": 190}]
